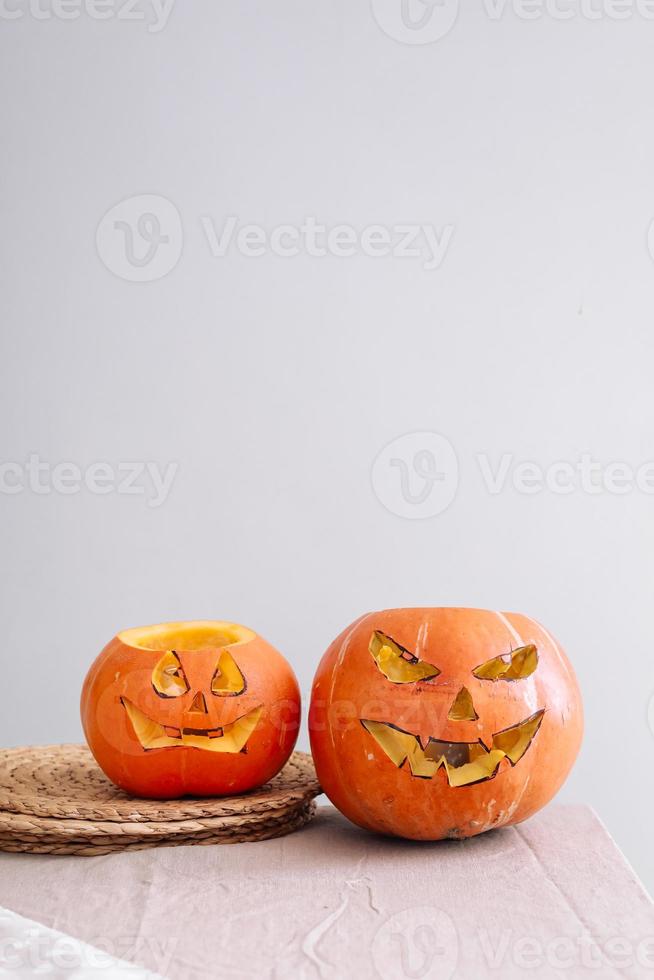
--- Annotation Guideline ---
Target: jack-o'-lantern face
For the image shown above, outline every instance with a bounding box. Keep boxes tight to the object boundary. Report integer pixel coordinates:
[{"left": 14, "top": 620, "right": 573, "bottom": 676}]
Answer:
[
  {"left": 81, "top": 621, "right": 301, "bottom": 799},
  {"left": 120, "top": 629, "right": 262, "bottom": 755},
  {"left": 310, "top": 608, "right": 583, "bottom": 840},
  {"left": 362, "top": 629, "right": 544, "bottom": 788}
]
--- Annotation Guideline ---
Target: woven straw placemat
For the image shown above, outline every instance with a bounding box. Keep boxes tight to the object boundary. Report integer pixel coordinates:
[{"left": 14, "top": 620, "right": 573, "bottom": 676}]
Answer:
[{"left": 0, "top": 744, "right": 321, "bottom": 855}]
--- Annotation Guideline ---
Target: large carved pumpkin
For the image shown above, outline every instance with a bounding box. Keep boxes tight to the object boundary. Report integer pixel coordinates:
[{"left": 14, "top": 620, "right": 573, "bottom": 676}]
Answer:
[
  {"left": 81, "top": 621, "right": 300, "bottom": 798},
  {"left": 309, "top": 608, "right": 583, "bottom": 839}
]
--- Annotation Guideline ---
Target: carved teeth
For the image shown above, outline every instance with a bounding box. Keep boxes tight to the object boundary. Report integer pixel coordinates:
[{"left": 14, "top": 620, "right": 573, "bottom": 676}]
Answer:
[
  {"left": 361, "top": 710, "right": 545, "bottom": 787},
  {"left": 122, "top": 698, "right": 262, "bottom": 753}
]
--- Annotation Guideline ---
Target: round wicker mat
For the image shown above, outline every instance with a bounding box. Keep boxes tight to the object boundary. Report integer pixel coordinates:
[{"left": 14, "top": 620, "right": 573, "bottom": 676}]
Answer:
[{"left": 0, "top": 745, "right": 321, "bottom": 855}]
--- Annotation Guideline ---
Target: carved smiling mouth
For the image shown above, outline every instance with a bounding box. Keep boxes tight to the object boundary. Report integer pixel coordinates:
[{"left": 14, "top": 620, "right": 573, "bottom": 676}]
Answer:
[
  {"left": 121, "top": 698, "right": 263, "bottom": 753},
  {"left": 361, "top": 710, "right": 545, "bottom": 788}
]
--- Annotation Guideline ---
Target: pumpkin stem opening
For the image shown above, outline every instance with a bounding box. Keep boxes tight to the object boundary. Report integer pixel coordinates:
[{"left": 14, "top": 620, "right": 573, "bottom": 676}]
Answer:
[{"left": 119, "top": 620, "right": 256, "bottom": 652}]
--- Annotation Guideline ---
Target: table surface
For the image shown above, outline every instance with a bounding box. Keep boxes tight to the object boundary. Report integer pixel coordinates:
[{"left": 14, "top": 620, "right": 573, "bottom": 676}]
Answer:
[{"left": 0, "top": 804, "right": 652, "bottom": 980}]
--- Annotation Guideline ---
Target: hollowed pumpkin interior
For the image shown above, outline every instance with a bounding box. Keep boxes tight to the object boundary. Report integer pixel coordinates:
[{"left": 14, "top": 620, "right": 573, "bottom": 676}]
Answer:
[
  {"left": 119, "top": 620, "right": 256, "bottom": 652},
  {"left": 369, "top": 631, "right": 440, "bottom": 684},
  {"left": 472, "top": 644, "right": 538, "bottom": 681}
]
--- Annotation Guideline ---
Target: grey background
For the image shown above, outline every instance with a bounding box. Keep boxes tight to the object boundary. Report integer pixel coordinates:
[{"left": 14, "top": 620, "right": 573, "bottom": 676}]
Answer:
[{"left": 2, "top": 1, "right": 654, "bottom": 893}]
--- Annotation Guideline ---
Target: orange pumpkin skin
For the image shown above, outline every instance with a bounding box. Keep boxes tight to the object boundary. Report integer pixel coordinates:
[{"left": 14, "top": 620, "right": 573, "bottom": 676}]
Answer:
[
  {"left": 81, "top": 622, "right": 300, "bottom": 799},
  {"left": 309, "top": 608, "right": 583, "bottom": 840}
]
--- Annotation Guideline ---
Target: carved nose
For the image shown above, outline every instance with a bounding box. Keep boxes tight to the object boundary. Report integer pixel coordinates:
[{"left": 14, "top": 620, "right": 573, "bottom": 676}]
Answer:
[
  {"left": 448, "top": 687, "right": 479, "bottom": 722},
  {"left": 189, "top": 692, "right": 208, "bottom": 714}
]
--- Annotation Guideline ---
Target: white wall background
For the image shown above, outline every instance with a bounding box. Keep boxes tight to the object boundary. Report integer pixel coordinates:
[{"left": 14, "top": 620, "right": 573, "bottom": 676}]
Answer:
[{"left": 2, "top": 0, "right": 654, "bottom": 893}]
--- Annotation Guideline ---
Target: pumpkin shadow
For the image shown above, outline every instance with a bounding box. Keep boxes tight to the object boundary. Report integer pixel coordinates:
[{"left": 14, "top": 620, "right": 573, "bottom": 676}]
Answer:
[{"left": 301, "top": 803, "right": 516, "bottom": 862}]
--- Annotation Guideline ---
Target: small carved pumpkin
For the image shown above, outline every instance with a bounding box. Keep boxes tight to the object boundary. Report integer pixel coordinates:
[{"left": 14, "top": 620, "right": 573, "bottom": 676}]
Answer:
[
  {"left": 81, "top": 620, "right": 300, "bottom": 798},
  {"left": 309, "top": 608, "right": 583, "bottom": 840}
]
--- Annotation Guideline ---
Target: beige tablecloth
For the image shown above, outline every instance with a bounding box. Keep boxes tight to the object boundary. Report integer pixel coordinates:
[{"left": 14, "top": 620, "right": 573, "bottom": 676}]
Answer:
[{"left": 0, "top": 804, "right": 652, "bottom": 979}]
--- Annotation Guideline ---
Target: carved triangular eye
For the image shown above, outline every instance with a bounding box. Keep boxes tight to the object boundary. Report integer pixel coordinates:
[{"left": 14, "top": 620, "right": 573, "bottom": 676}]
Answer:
[
  {"left": 211, "top": 650, "right": 246, "bottom": 697},
  {"left": 369, "top": 631, "right": 440, "bottom": 684},
  {"left": 472, "top": 644, "right": 538, "bottom": 681},
  {"left": 152, "top": 651, "right": 189, "bottom": 698}
]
